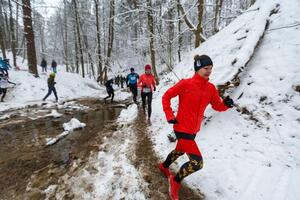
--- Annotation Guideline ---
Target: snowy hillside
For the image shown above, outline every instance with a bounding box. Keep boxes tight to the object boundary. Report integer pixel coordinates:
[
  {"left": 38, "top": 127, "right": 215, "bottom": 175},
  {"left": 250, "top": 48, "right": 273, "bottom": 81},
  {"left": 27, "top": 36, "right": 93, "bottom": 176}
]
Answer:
[
  {"left": 1, "top": 0, "right": 299, "bottom": 199},
  {"left": 0, "top": 54, "right": 130, "bottom": 112},
  {"left": 149, "top": 0, "right": 300, "bottom": 199}
]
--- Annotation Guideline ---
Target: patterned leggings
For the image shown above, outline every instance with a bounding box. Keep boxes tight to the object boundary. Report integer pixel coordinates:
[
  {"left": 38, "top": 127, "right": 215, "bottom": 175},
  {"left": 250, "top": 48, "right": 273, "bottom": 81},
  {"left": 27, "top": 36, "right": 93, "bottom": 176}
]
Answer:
[{"left": 162, "top": 150, "right": 203, "bottom": 183}]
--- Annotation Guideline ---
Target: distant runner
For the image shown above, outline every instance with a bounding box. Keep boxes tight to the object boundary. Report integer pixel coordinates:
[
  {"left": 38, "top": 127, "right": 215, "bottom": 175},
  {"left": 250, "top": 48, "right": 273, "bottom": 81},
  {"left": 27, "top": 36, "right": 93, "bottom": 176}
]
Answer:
[
  {"left": 126, "top": 68, "right": 139, "bottom": 103},
  {"left": 138, "top": 64, "right": 156, "bottom": 120}
]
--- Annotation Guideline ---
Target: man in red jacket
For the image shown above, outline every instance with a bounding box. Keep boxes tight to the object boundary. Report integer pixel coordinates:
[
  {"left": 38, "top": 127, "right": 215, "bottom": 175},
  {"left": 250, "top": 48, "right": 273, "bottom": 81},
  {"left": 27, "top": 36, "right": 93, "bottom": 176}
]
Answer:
[
  {"left": 159, "top": 55, "right": 234, "bottom": 200},
  {"left": 138, "top": 64, "right": 156, "bottom": 120}
]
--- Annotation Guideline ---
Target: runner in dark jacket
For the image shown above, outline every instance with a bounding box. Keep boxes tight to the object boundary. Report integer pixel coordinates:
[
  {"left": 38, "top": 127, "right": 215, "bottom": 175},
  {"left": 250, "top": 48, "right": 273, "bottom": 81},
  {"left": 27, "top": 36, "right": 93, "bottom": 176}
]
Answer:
[
  {"left": 41, "top": 58, "right": 47, "bottom": 72},
  {"left": 104, "top": 79, "right": 114, "bottom": 102},
  {"left": 51, "top": 60, "right": 57, "bottom": 73},
  {"left": 159, "top": 55, "right": 234, "bottom": 200}
]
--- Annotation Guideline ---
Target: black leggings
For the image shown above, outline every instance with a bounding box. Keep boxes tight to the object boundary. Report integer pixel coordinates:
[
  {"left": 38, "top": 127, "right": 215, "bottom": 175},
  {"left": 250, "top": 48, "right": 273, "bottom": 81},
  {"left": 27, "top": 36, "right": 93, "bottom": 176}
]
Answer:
[
  {"left": 0, "top": 88, "right": 7, "bottom": 101},
  {"left": 162, "top": 150, "right": 203, "bottom": 183},
  {"left": 141, "top": 92, "right": 152, "bottom": 118},
  {"left": 104, "top": 91, "right": 114, "bottom": 102},
  {"left": 129, "top": 84, "right": 138, "bottom": 102}
]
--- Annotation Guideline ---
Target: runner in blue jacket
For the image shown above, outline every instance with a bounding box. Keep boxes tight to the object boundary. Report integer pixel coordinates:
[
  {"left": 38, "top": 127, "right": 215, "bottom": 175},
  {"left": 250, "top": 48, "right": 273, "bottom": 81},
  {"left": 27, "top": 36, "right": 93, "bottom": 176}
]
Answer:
[{"left": 126, "top": 68, "right": 139, "bottom": 103}]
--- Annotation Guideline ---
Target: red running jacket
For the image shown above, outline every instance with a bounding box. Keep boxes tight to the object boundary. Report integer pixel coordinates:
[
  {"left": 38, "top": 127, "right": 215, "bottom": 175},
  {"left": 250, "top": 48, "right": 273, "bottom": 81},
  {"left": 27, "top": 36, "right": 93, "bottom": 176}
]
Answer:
[
  {"left": 162, "top": 73, "right": 228, "bottom": 135},
  {"left": 138, "top": 74, "right": 156, "bottom": 93}
]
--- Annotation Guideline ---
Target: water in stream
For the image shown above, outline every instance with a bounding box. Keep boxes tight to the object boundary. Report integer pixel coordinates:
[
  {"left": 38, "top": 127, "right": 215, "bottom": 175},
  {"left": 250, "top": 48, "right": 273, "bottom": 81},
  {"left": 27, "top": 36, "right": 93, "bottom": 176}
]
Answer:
[{"left": 0, "top": 99, "right": 123, "bottom": 199}]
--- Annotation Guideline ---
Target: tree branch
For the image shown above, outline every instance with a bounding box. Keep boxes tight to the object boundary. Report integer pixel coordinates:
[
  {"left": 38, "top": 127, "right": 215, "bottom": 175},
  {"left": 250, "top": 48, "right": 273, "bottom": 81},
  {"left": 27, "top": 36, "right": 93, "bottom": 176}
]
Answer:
[{"left": 177, "top": 0, "right": 196, "bottom": 32}]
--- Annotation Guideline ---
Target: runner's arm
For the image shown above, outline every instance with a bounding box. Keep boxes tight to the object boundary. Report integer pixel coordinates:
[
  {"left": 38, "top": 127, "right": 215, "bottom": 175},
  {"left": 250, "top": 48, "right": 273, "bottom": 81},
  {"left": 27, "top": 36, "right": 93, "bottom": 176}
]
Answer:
[
  {"left": 162, "top": 80, "right": 185, "bottom": 121},
  {"left": 210, "top": 85, "right": 229, "bottom": 112}
]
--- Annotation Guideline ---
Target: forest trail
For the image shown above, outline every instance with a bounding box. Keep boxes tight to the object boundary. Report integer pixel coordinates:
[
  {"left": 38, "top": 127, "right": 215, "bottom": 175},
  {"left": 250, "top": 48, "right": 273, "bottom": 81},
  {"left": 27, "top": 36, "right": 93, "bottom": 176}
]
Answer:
[{"left": 131, "top": 108, "right": 205, "bottom": 200}]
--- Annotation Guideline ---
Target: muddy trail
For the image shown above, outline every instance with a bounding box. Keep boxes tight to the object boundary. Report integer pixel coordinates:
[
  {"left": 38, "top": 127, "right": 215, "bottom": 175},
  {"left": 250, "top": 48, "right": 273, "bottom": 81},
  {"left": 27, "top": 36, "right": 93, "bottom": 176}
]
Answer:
[
  {"left": 131, "top": 109, "right": 205, "bottom": 200},
  {"left": 1, "top": 98, "right": 204, "bottom": 200},
  {"left": 0, "top": 99, "right": 124, "bottom": 200}
]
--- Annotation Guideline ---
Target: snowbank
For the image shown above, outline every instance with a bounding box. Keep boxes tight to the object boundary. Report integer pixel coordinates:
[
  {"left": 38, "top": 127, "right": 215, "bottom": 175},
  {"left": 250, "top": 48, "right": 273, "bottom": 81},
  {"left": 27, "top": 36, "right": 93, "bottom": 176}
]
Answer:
[
  {"left": 46, "top": 118, "right": 86, "bottom": 146},
  {"left": 117, "top": 104, "right": 138, "bottom": 124},
  {"left": 0, "top": 54, "right": 130, "bottom": 112}
]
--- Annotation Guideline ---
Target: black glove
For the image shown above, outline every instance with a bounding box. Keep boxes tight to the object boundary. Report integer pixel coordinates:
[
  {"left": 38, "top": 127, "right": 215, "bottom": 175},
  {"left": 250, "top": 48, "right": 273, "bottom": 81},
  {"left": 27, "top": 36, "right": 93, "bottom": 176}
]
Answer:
[
  {"left": 224, "top": 96, "right": 234, "bottom": 108},
  {"left": 168, "top": 118, "right": 178, "bottom": 124},
  {"left": 153, "top": 87, "right": 156, "bottom": 91}
]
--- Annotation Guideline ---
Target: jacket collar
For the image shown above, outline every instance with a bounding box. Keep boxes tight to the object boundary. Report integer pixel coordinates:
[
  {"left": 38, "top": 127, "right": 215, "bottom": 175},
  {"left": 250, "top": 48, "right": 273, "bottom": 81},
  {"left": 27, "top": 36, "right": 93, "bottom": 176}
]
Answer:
[{"left": 192, "top": 73, "right": 209, "bottom": 84}]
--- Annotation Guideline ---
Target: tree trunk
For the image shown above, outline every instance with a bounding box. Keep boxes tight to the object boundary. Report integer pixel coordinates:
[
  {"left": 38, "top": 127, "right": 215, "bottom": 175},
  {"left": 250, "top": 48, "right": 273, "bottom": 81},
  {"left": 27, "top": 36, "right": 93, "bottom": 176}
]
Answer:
[
  {"left": 8, "top": 0, "right": 17, "bottom": 67},
  {"left": 95, "top": 0, "right": 103, "bottom": 83},
  {"left": 17, "top": 35, "right": 24, "bottom": 56},
  {"left": 0, "top": 29, "right": 6, "bottom": 59},
  {"left": 177, "top": 0, "right": 182, "bottom": 62},
  {"left": 73, "top": 0, "right": 85, "bottom": 78},
  {"left": 131, "top": 0, "right": 139, "bottom": 54},
  {"left": 22, "top": 34, "right": 26, "bottom": 62},
  {"left": 178, "top": 0, "right": 205, "bottom": 48},
  {"left": 105, "top": 0, "right": 115, "bottom": 82},
  {"left": 40, "top": 24, "right": 45, "bottom": 56},
  {"left": 0, "top": 5, "right": 7, "bottom": 59},
  {"left": 22, "top": 0, "right": 38, "bottom": 76},
  {"left": 63, "top": 0, "right": 69, "bottom": 72},
  {"left": 15, "top": 0, "right": 19, "bottom": 51},
  {"left": 73, "top": 24, "right": 79, "bottom": 74},
  {"left": 4, "top": 10, "right": 10, "bottom": 49},
  {"left": 168, "top": 7, "right": 175, "bottom": 68},
  {"left": 83, "top": 35, "right": 95, "bottom": 78},
  {"left": 214, "top": 0, "right": 223, "bottom": 33},
  {"left": 146, "top": 0, "right": 159, "bottom": 84},
  {"left": 195, "top": 0, "right": 204, "bottom": 48}
]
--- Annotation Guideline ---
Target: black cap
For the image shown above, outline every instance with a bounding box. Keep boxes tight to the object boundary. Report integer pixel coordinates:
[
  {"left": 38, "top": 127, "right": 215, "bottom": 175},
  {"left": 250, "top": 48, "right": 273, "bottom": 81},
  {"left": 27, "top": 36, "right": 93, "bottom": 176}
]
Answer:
[
  {"left": 194, "top": 55, "right": 213, "bottom": 71},
  {"left": 130, "top": 67, "right": 134, "bottom": 71}
]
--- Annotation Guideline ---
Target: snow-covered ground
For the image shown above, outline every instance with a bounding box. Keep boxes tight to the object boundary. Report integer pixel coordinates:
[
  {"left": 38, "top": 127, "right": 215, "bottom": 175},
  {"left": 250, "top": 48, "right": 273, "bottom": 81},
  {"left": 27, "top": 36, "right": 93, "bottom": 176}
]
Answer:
[
  {"left": 44, "top": 104, "right": 149, "bottom": 200},
  {"left": 46, "top": 117, "right": 86, "bottom": 146},
  {"left": 149, "top": 0, "right": 300, "bottom": 199},
  {"left": 1, "top": 0, "right": 299, "bottom": 199},
  {"left": 0, "top": 54, "right": 130, "bottom": 112}
]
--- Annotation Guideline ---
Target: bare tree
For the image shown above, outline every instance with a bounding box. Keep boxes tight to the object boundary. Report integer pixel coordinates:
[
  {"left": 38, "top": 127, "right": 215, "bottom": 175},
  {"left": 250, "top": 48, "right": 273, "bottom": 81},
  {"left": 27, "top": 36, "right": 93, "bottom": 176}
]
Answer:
[
  {"left": 3, "top": 8, "right": 10, "bottom": 50},
  {"left": 72, "top": 0, "right": 85, "bottom": 77},
  {"left": 15, "top": 0, "right": 19, "bottom": 51},
  {"left": 83, "top": 35, "right": 95, "bottom": 78},
  {"left": 167, "top": 5, "right": 175, "bottom": 69},
  {"left": 0, "top": 3, "right": 7, "bottom": 59},
  {"left": 95, "top": 0, "right": 103, "bottom": 83},
  {"left": 146, "top": 0, "right": 159, "bottom": 84},
  {"left": 8, "top": 0, "right": 17, "bottom": 67},
  {"left": 22, "top": 0, "right": 38, "bottom": 76},
  {"left": 177, "top": 0, "right": 206, "bottom": 48},
  {"left": 104, "top": 0, "right": 115, "bottom": 82},
  {"left": 63, "top": 0, "right": 69, "bottom": 72},
  {"left": 73, "top": 20, "right": 79, "bottom": 74},
  {"left": 177, "top": 1, "right": 183, "bottom": 62},
  {"left": 214, "top": 0, "right": 223, "bottom": 33}
]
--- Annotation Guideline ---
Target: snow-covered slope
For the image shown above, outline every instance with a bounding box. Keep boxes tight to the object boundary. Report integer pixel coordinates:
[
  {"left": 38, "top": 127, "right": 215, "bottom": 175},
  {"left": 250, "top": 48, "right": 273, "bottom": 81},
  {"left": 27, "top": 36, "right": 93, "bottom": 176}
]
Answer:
[
  {"left": 150, "top": 0, "right": 300, "bottom": 199},
  {"left": 0, "top": 54, "right": 130, "bottom": 112}
]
